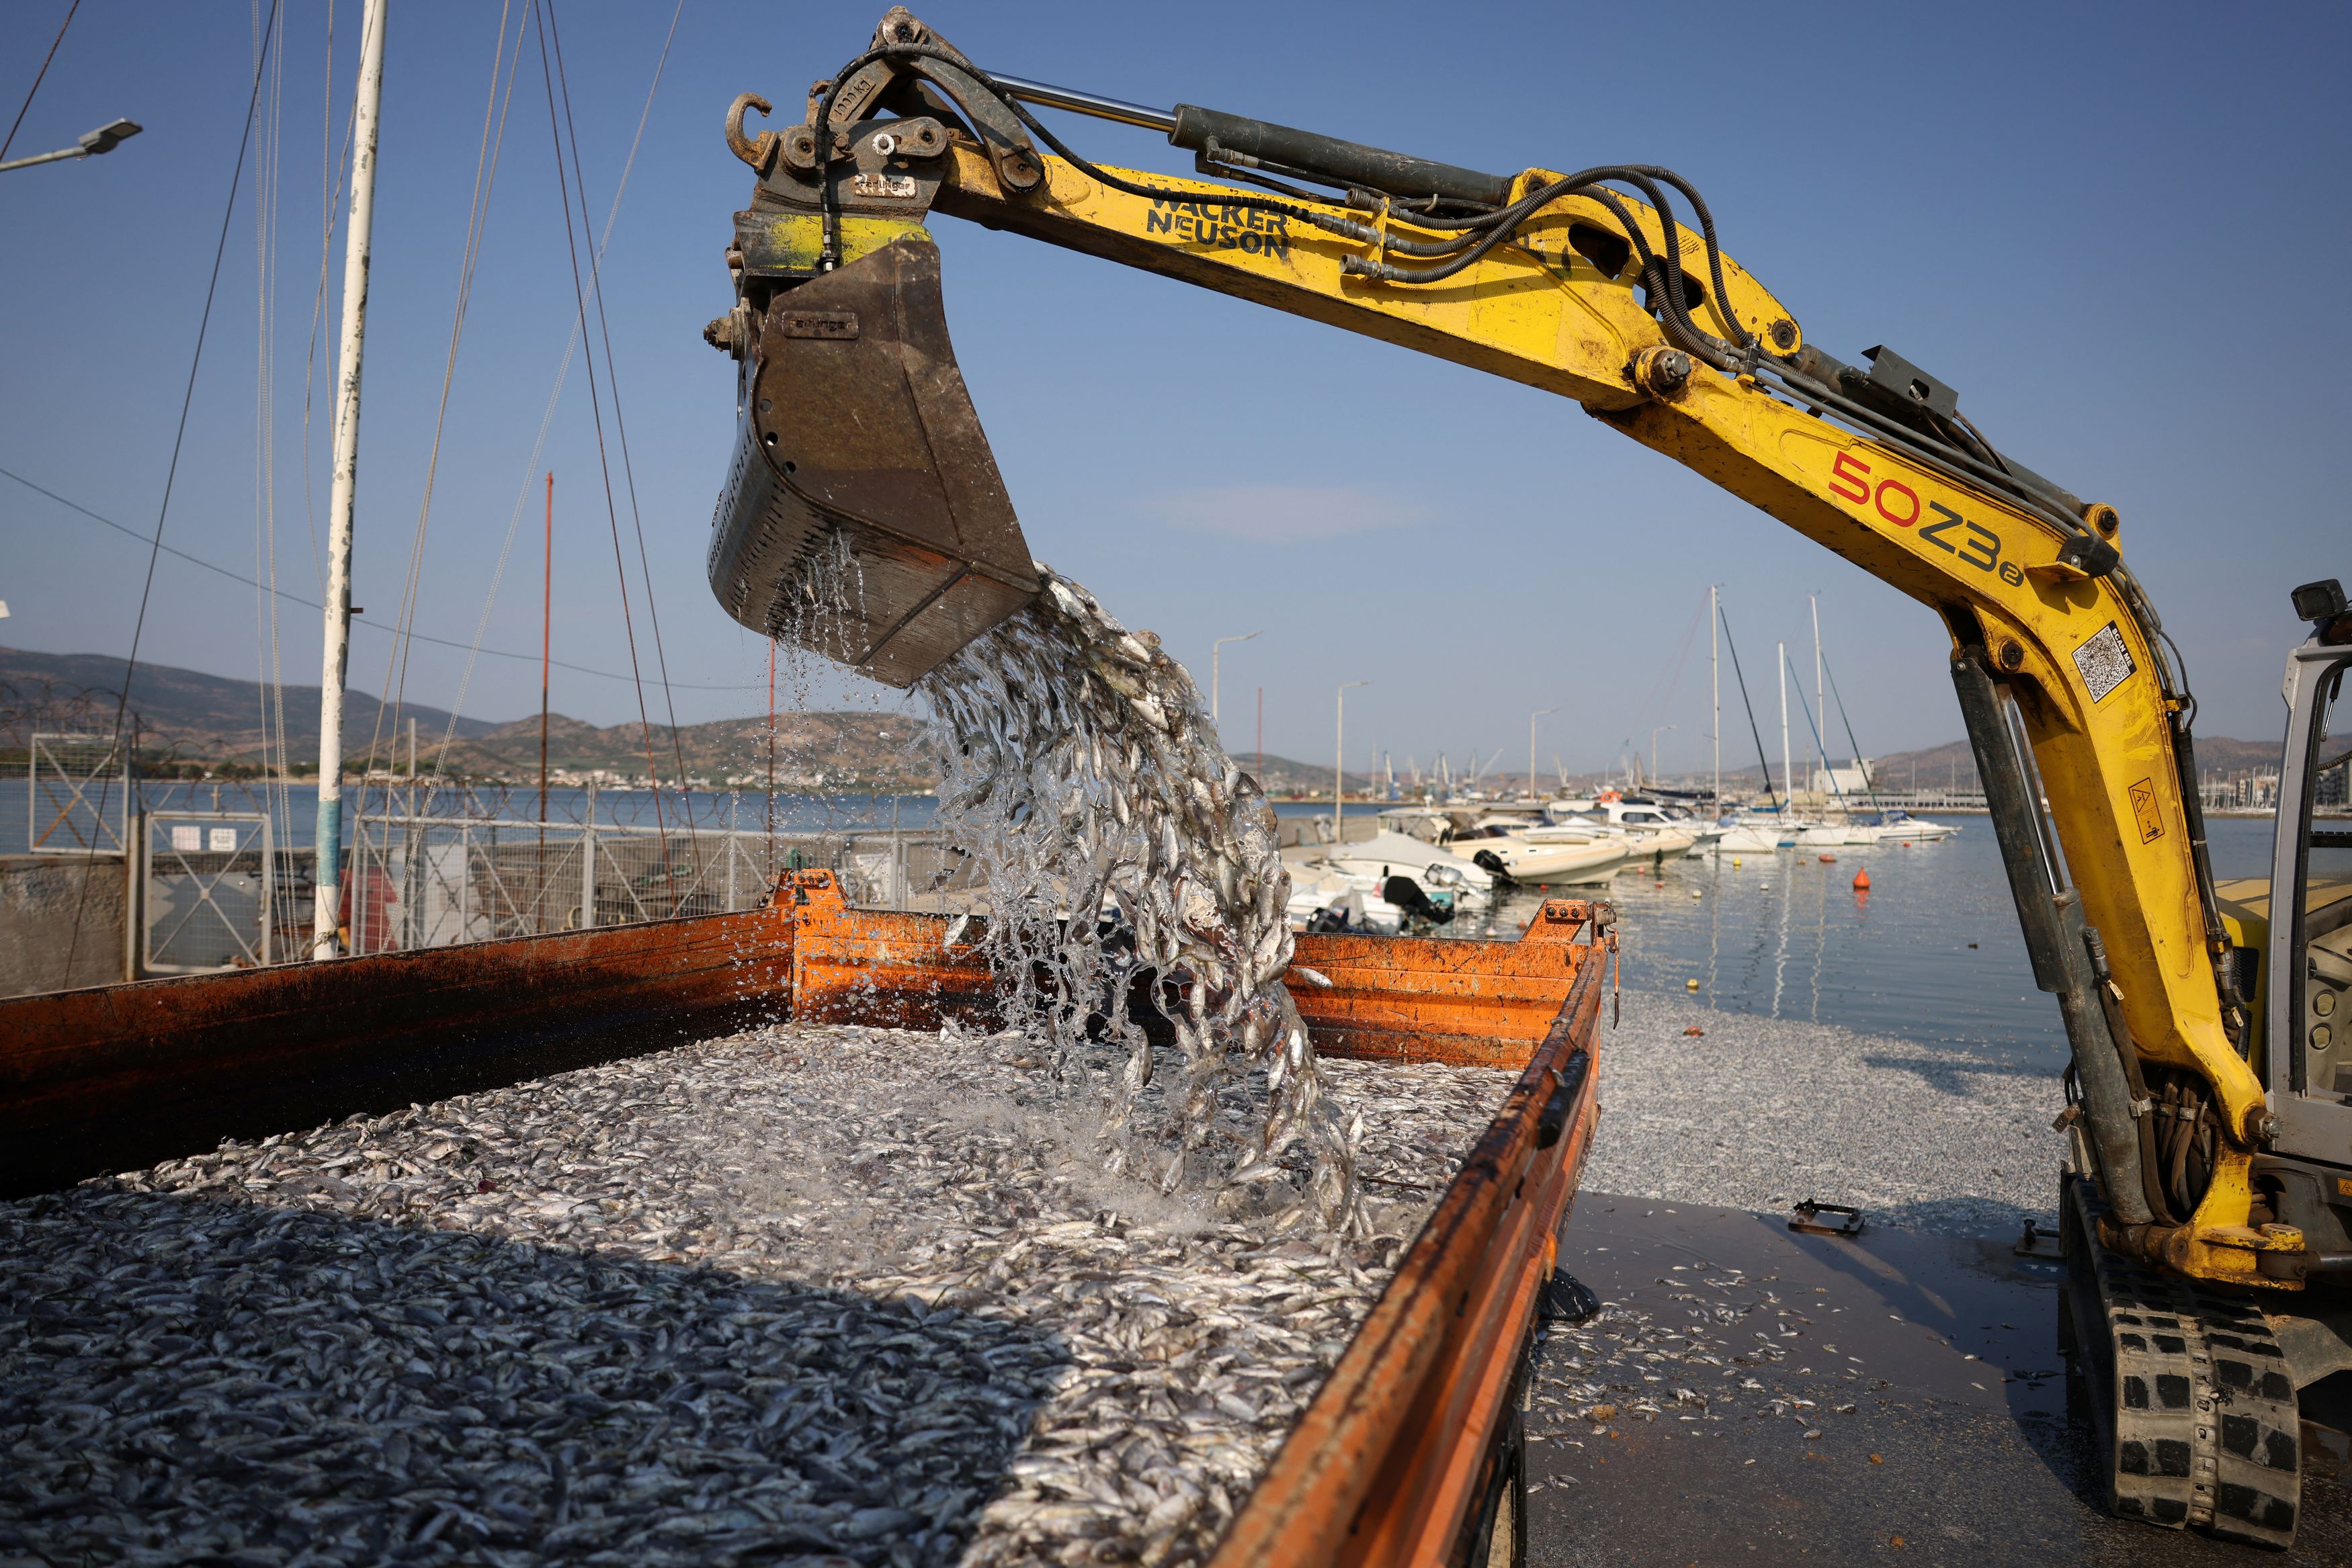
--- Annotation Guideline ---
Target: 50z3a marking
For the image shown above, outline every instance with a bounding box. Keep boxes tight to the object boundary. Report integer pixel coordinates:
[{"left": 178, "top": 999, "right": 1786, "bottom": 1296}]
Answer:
[{"left": 1828, "top": 451, "right": 2025, "bottom": 584}]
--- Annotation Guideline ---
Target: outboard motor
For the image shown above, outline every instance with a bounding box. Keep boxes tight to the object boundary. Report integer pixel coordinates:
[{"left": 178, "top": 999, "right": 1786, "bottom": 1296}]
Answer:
[
  {"left": 1472, "top": 849, "right": 1516, "bottom": 885},
  {"left": 1380, "top": 875, "right": 1452, "bottom": 926}
]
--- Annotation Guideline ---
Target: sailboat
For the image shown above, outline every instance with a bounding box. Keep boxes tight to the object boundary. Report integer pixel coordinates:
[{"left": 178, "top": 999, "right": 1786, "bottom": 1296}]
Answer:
[
  {"left": 1709, "top": 599, "right": 1816, "bottom": 851},
  {"left": 1790, "top": 600, "right": 1960, "bottom": 846}
]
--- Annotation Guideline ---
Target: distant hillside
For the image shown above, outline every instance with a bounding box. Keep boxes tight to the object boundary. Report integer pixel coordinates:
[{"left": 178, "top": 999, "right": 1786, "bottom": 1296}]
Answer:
[
  {"left": 1, "top": 647, "right": 497, "bottom": 757},
  {"left": 1705, "top": 734, "right": 2284, "bottom": 793},
  {"left": 0, "top": 648, "right": 1370, "bottom": 791}
]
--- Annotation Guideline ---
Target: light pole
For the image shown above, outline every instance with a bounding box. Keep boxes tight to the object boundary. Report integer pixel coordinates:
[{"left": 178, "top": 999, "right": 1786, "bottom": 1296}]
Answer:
[
  {"left": 1528, "top": 707, "right": 1557, "bottom": 801},
  {"left": 1650, "top": 724, "right": 1677, "bottom": 786},
  {"left": 1335, "top": 681, "right": 1370, "bottom": 840},
  {"left": 1210, "top": 630, "right": 1261, "bottom": 723},
  {"left": 0, "top": 118, "right": 141, "bottom": 175}
]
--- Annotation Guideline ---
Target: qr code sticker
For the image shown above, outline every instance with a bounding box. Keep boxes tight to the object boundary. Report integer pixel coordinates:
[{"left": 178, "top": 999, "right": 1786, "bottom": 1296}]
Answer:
[{"left": 2072, "top": 622, "right": 2134, "bottom": 702}]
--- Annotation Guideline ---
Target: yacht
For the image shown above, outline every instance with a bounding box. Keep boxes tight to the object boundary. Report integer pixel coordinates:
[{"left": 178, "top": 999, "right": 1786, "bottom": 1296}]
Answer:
[
  {"left": 1439, "top": 821, "right": 1632, "bottom": 885},
  {"left": 1296, "top": 828, "right": 1499, "bottom": 906},
  {"left": 1712, "top": 811, "right": 1808, "bottom": 853}
]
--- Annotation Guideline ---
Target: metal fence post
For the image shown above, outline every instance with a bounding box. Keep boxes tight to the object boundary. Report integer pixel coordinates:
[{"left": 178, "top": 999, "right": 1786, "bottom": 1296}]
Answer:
[
  {"left": 579, "top": 814, "right": 598, "bottom": 929},
  {"left": 124, "top": 810, "right": 143, "bottom": 982}
]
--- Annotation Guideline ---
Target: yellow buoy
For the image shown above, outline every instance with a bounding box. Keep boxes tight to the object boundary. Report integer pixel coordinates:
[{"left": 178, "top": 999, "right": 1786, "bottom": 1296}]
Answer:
[
  {"left": 1732, "top": 857, "right": 1742, "bottom": 868},
  {"left": 1685, "top": 977, "right": 1700, "bottom": 991}
]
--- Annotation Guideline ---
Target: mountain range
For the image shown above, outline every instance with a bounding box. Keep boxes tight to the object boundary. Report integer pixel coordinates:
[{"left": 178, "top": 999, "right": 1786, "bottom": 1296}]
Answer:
[{"left": 0, "top": 648, "right": 1355, "bottom": 793}]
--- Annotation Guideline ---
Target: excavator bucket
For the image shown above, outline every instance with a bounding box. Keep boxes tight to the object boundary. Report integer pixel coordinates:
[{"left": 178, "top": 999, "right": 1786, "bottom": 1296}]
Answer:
[{"left": 706, "top": 232, "right": 1040, "bottom": 687}]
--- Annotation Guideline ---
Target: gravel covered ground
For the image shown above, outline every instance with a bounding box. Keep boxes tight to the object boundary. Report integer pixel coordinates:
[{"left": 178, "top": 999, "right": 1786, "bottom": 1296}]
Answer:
[
  {"left": 0, "top": 1023, "right": 1512, "bottom": 1568},
  {"left": 1582, "top": 991, "right": 2066, "bottom": 1235}
]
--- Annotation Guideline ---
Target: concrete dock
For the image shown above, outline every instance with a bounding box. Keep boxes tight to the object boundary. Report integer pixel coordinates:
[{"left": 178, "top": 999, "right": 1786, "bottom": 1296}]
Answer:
[{"left": 1534, "top": 1196, "right": 2352, "bottom": 1565}]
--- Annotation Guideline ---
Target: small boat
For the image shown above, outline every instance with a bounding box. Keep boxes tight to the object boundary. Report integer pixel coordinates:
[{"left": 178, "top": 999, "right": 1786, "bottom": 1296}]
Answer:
[
  {"left": 1543, "top": 798, "right": 1717, "bottom": 860},
  {"left": 1302, "top": 829, "right": 1499, "bottom": 905},
  {"left": 1712, "top": 812, "right": 1808, "bottom": 853},
  {"left": 1440, "top": 823, "right": 1632, "bottom": 886}
]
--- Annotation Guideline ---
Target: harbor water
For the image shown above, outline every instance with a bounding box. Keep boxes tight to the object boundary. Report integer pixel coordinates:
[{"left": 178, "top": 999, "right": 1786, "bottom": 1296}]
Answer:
[{"left": 1475, "top": 814, "right": 2279, "bottom": 1068}]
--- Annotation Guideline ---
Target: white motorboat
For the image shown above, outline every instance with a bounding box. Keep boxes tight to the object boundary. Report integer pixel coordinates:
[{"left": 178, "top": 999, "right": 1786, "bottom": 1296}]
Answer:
[
  {"left": 1542, "top": 799, "right": 1714, "bottom": 861},
  {"left": 1851, "top": 810, "right": 1960, "bottom": 843},
  {"left": 1441, "top": 822, "right": 1632, "bottom": 886},
  {"left": 1712, "top": 814, "right": 1806, "bottom": 853},
  {"left": 1298, "top": 829, "right": 1499, "bottom": 906},
  {"left": 1285, "top": 867, "right": 1404, "bottom": 933}
]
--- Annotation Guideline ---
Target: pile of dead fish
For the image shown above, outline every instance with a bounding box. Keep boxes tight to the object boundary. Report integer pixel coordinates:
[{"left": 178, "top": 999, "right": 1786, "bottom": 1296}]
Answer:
[
  {"left": 0, "top": 1023, "right": 1510, "bottom": 1567},
  {"left": 917, "top": 569, "right": 1359, "bottom": 1235}
]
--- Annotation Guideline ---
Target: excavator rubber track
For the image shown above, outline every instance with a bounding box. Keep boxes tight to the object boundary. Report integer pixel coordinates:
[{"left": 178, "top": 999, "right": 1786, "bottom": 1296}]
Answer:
[{"left": 2062, "top": 1174, "right": 2302, "bottom": 1547}]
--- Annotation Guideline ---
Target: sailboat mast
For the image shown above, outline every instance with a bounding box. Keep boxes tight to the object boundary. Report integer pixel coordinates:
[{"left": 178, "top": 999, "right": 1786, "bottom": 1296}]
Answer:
[
  {"left": 1710, "top": 584, "right": 1720, "bottom": 812},
  {"left": 312, "top": 0, "right": 387, "bottom": 961},
  {"left": 1811, "top": 593, "right": 1825, "bottom": 795},
  {"left": 1777, "top": 640, "right": 1790, "bottom": 814}
]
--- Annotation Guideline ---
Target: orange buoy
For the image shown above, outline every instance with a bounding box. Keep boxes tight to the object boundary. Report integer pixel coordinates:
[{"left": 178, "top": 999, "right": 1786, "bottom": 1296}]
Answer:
[
  {"left": 1818, "top": 853, "right": 1837, "bottom": 863},
  {"left": 1853, "top": 865, "right": 1872, "bottom": 890}
]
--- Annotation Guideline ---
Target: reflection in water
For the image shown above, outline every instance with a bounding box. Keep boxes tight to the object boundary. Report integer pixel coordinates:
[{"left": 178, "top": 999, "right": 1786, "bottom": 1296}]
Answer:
[{"left": 1462, "top": 818, "right": 2277, "bottom": 1070}]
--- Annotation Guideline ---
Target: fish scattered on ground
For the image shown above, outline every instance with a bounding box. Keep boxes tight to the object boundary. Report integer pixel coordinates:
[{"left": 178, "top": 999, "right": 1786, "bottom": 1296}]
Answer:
[{"left": 0, "top": 1022, "right": 1511, "bottom": 1567}]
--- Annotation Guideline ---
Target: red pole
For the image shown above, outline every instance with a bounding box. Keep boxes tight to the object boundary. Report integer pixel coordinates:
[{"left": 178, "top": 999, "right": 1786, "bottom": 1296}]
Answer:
[
  {"left": 540, "top": 472, "right": 552, "bottom": 826},
  {"left": 1256, "top": 685, "right": 1264, "bottom": 787},
  {"left": 765, "top": 639, "right": 777, "bottom": 875}
]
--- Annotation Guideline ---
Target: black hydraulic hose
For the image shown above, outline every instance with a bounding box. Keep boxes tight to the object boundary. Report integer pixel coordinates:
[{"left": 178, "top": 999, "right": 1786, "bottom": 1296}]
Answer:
[
  {"left": 1718, "top": 603, "right": 1777, "bottom": 807},
  {"left": 814, "top": 40, "right": 1758, "bottom": 380},
  {"left": 1615, "top": 163, "right": 1747, "bottom": 351},
  {"left": 1758, "top": 359, "right": 2091, "bottom": 536}
]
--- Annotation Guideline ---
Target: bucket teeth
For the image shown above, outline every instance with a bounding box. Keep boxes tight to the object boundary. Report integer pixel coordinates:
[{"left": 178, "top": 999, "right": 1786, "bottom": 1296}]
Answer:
[{"left": 707, "top": 233, "right": 1038, "bottom": 687}]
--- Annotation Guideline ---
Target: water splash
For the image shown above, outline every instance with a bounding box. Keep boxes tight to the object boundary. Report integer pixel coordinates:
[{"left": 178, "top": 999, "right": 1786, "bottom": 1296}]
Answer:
[{"left": 916, "top": 568, "right": 1363, "bottom": 1235}]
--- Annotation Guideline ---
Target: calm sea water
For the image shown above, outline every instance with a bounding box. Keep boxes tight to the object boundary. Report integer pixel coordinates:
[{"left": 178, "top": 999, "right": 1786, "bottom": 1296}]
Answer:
[
  {"left": 3, "top": 773, "right": 2278, "bottom": 1063},
  {"left": 1465, "top": 815, "right": 2279, "bottom": 1066}
]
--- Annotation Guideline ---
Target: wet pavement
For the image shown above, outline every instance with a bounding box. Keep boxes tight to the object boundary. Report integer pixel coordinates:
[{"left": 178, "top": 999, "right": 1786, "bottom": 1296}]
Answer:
[{"left": 1528, "top": 1195, "right": 2352, "bottom": 1566}]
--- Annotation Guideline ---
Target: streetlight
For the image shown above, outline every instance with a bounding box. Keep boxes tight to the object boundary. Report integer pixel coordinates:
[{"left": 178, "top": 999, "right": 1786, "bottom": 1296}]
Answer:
[
  {"left": 1210, "top": 630, "right": 1261, "bottom": 723},
  {"left": 1528, "top": 708, "right": 1557, "bottom": 801},
  {"left": 0, "top": 118, "right": 142, "bottom": 175},
  {"left": 1335, "top": 681, "right": 1370, "bottom": 841},
  {"left": 1650, "top": 724, "right": 1677, "bottom": 786}
]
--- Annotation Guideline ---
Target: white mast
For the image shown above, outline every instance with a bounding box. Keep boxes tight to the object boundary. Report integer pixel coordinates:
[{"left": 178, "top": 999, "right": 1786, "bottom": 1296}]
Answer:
[
  {"left": 1777, "top": 640, "right": 1790, "bottom": 811},
  {"left": 1811, "top": 591, "right": 1825, "bottom": 795},
  {"left": 312, "top": 0, "right": 387, "bottom": 961},
  {"left": 1710, "top": 584, "right": 1720, "bottom": 812}
]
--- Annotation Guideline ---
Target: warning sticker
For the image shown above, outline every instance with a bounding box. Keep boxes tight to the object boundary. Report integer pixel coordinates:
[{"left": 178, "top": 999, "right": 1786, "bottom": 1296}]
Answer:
[
  {"left": 2073, "top": 621, "right": 2136, "bottom": 702},
  {"left": 2128, "top": 777, "right": 2165, "bottom": 844}
]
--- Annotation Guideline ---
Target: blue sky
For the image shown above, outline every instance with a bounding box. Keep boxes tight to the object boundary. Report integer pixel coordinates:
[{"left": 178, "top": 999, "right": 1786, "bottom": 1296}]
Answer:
[{"left": 4, "top": 1, "right": 2347, "bottom": 779}]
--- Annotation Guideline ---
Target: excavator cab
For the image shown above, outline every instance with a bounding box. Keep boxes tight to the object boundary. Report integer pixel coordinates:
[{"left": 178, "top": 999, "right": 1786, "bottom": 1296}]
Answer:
[{"left": 2238, "top": 582, "right": 2352, "bottom": 1223}]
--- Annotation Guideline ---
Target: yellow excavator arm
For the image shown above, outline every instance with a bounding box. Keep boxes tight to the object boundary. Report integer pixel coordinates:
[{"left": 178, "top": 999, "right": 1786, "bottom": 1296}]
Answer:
[{"left": 706, "top": 9, "right": 2287, "bottom": 1287}]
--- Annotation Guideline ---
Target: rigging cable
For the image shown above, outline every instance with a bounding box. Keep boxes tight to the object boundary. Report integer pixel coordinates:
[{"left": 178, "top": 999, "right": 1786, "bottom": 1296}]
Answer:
[
  {"left": 543, "top": 0, "right": 695, "bottom": 848},
  {"left": 252, "top": 0, "right": 296, "bottom": 883},
  {"left": 63, "top": 0, "right": 284, "bottom": 987},
  {"left": 1818, "top": 653, "right": 1888, "bottom": 817},
  {"left": 426, "top": 0, "right": 682, "bottom": 777},
  {"left": 297, "top": 1, "right": 358, "bottom": 603},
  {"left": 364, "top": 1, "right": 526, "bottom": 790},
  {"left": 0, "top": 466, "right": 769, "bottom": 689},
  {"left": 1716, "top": 601, "right": 1777, "bottom": 808},
  {"left": 0, "top": 0, "right": 83, "bottom": 165},
  {"left": 531, "top": 0, "right": 670, "bottom": 869},
  {"left": 1782, "top": 645, "right": 1857, "bottom": 818}
]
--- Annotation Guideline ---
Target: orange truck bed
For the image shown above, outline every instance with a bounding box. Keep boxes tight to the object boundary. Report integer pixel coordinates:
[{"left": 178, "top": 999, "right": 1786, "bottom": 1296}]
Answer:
[{"left": 0, "top": 874, "right": 1608, "bottom": 1567}]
